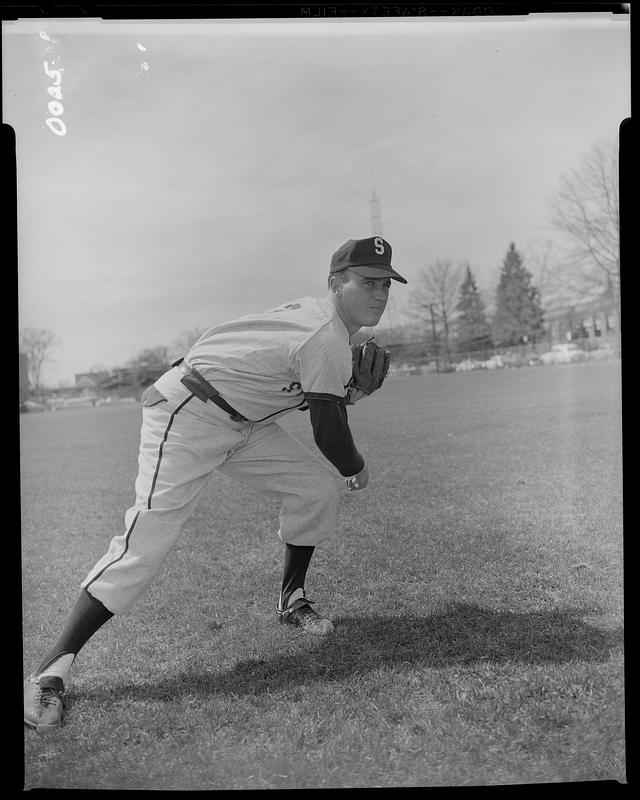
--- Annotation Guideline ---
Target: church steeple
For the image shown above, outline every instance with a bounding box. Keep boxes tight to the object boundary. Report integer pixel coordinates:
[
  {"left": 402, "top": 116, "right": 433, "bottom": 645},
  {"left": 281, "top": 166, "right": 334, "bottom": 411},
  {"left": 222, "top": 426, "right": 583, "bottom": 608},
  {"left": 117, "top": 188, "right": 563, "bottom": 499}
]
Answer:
[
  {"left": 368, "top": 176, "right": 397, "bottom": 329},
  {"left": 370, "top": 176, "right": 383, "bottom": 236}
]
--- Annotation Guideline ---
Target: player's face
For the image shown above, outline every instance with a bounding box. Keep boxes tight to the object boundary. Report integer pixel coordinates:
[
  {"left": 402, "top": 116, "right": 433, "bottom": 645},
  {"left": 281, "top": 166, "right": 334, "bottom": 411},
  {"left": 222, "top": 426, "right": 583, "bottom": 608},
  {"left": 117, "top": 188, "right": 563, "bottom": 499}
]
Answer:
[{"left": 338, "top": 272, "right": 391, "bottom": 332}]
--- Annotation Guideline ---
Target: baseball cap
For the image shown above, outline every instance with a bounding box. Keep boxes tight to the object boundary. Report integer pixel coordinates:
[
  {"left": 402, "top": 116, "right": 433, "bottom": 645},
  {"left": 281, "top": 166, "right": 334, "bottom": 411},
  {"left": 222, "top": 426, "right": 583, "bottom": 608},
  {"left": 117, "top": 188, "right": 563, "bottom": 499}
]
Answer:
[{"left": 329, "top": 236, "right": 408, "bottom": 284}]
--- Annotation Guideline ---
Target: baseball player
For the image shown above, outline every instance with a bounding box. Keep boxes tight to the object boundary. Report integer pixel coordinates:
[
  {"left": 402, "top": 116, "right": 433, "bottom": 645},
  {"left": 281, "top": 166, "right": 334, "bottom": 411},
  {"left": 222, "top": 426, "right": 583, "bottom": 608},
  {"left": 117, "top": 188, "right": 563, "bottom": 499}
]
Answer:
[{"left": 24, "top": 235, "right": 407, "bottom": 731}]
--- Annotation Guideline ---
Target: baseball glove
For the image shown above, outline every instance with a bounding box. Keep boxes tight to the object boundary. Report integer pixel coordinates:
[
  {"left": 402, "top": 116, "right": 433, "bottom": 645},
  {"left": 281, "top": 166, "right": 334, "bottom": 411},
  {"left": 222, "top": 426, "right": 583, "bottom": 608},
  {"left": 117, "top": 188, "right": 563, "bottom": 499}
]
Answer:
[{"left": 347, "top": 338, "right": 391, "bottom": 404}]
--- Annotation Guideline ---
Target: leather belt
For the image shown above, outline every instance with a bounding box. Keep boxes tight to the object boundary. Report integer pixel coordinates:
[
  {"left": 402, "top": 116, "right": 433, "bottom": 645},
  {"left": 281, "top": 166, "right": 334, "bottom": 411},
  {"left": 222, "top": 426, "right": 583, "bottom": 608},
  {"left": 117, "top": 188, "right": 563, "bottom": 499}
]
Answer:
[{"left": 173, "top": 359, "right": 248, "bottom": 422}]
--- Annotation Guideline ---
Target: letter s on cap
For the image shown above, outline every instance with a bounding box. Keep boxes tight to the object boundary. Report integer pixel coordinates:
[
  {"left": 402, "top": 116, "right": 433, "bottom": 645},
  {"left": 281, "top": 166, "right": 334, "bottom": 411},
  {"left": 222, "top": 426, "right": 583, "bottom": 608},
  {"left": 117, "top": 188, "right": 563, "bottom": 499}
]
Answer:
[{"left": 374, "top": 237, "right": 385, "bottom": 255}]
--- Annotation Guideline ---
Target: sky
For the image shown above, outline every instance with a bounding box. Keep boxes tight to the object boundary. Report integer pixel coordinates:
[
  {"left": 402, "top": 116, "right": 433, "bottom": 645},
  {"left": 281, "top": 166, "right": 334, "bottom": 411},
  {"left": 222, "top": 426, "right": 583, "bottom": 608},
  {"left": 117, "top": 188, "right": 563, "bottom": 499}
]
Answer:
[{"left": 4, "top": 13, "right": 630, "bottom": 386}]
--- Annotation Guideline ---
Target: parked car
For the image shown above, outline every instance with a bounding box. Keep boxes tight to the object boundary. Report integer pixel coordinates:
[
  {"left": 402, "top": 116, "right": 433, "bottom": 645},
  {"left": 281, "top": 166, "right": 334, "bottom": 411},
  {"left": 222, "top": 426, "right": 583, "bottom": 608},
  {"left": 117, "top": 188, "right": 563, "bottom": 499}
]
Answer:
[
  {"left": 397, "top": 363, "right": 421, "bottom": 376},
  {"left": 499, "top": 352, "right": 535, "bottom": 369},
  {"left": 478, "top": 355, "right": 505, "bottom": 370},
  {"left": 539, "top": 343, "right": 588, "bottom": 365},
  {"left": 455, "top": 359, "right": 480, "bottom": 372}
]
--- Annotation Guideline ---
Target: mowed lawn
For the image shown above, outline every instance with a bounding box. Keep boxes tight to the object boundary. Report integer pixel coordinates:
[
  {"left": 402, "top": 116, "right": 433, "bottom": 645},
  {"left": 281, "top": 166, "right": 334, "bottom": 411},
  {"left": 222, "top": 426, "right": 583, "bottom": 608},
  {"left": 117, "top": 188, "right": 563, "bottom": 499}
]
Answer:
[{"left": 20, "top": 361, "right": 625, "bottom": 788}]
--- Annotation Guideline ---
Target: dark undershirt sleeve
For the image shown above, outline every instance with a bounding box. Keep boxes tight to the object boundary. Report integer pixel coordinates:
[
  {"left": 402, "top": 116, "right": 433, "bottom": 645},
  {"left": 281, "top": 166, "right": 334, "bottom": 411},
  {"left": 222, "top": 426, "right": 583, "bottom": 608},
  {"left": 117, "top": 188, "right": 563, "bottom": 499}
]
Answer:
[{"left": 306, "top": 397, "right": 365, "bottom": 477}]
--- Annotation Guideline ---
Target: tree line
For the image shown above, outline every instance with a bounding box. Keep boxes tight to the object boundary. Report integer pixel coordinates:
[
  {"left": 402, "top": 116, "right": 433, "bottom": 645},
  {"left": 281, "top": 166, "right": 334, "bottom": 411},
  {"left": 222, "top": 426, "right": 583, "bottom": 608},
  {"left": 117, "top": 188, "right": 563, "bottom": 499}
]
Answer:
[
  {"left": 404, "top": 139, "right": 620, "bottom": 365},
  {"left": 408, "top": 242, "right": 544, "bottom": 364}
]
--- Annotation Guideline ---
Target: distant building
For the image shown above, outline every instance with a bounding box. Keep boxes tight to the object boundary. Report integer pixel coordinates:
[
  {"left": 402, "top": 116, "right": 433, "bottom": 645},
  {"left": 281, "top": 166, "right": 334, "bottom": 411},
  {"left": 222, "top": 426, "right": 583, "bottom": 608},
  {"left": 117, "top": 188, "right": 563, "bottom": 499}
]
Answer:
[
  {"left": 73, "top": 363, "right": 169, "bottom": 400},
  {"left": 74, "top": 371, "right": 111, "bottom": 395},
  {"left": 542, "top": 291, "right": 619, "bottom": 344}
]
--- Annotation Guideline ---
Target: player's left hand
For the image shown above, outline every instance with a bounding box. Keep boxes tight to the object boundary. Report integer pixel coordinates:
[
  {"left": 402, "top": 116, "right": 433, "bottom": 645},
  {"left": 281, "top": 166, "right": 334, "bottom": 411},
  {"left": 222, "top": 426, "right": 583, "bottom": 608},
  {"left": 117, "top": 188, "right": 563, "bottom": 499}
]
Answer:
[{"left": 347, "top": 338, "right": 391, "bottom": 404}]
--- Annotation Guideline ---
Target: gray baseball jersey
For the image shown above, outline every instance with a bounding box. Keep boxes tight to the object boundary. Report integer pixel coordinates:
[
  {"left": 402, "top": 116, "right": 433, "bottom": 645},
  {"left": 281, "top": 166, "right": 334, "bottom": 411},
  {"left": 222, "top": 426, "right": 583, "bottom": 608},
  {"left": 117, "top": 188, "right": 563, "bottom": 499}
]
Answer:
[{"left": 184, "top": 295, "right": 353, "bottom": 422}]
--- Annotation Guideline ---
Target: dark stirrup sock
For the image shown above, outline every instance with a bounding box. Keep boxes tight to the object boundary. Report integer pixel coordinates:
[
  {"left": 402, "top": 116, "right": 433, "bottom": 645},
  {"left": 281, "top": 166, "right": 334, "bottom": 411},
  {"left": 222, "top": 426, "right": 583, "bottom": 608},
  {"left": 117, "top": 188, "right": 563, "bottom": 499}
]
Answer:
[
  {"left": 280, "top": 544, "right": 315, "bottom": 608},
  {"left": 36, "top": 589, "right": 114, "bottom": 675}
]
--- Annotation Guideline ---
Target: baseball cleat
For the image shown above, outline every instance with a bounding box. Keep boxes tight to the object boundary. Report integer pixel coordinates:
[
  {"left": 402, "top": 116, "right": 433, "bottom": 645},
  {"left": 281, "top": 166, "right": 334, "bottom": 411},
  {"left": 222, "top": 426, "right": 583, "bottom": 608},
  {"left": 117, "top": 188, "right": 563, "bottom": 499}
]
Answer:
[
  {"left": 24, "top": 674, "right": 66, "bottom": 731},
  {"left": 277, "top": 588, "right": 335, "bottom": 636}
]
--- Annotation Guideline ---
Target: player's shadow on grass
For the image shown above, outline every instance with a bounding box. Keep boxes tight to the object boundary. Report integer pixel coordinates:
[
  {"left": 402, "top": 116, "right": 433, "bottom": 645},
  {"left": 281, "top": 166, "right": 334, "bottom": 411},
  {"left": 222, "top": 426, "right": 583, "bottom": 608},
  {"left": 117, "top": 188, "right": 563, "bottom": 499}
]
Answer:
[{"left": 105, "top": 603, "right": 623, "bottom": 702}]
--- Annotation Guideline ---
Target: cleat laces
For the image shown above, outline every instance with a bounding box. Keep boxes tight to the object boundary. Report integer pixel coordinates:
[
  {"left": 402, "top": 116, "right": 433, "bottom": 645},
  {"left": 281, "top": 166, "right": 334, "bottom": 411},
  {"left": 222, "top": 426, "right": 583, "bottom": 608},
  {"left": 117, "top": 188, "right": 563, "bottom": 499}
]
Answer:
[
  {"left": 295, "top": 604, "right": 322, "bottom": 623},
  {"left": 38, "top": 688, "right": 61, "bottom": 708},
  {"left": 35, "top": 683, "right": 65, "bottom": 710}
]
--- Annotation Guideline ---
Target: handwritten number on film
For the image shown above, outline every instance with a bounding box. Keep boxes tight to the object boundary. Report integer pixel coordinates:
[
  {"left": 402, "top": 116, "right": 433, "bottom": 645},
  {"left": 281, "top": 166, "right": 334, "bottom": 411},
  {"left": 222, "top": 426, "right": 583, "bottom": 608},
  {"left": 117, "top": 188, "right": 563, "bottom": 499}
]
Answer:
[{"left": 43, "top": 60, "right": 66, "bottom": 136}]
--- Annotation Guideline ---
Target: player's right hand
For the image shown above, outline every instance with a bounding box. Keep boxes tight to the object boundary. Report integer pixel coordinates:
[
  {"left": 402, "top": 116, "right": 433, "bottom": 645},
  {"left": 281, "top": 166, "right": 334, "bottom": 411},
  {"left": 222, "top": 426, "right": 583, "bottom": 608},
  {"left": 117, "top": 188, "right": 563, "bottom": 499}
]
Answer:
[{"left": 345, "top": 464, "right": 369, "bottom": 491}]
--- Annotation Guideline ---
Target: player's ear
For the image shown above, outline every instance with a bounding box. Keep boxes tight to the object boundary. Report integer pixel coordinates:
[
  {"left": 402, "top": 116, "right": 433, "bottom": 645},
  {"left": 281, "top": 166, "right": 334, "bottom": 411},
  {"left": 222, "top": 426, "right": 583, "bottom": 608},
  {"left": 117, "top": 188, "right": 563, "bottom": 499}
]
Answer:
[{"left": 328, "top": 274, "right": 344, "bottom": 294}]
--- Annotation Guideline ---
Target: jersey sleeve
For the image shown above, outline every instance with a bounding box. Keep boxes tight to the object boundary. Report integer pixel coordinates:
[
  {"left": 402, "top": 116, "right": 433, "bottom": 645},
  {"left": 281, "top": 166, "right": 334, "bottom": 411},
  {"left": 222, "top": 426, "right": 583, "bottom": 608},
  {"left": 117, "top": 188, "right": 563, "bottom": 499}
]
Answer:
[{"left": 296, "top": 328, "right": 351, "bottom": 402}]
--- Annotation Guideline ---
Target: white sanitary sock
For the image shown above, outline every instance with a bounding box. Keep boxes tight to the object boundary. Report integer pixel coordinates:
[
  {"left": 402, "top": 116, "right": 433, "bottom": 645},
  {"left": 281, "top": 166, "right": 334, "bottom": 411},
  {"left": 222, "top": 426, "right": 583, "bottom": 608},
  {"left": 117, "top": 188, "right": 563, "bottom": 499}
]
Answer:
[{"left": 38, "top": 653, "right": 75, "bottom": 682}]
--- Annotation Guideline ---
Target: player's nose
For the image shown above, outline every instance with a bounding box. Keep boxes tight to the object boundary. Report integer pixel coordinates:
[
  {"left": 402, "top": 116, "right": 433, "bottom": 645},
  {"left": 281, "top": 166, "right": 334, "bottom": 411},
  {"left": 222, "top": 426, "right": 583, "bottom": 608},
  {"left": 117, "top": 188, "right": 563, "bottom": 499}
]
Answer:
[{"left": 373, "top": 286, "right": 389, "bottom": 302}]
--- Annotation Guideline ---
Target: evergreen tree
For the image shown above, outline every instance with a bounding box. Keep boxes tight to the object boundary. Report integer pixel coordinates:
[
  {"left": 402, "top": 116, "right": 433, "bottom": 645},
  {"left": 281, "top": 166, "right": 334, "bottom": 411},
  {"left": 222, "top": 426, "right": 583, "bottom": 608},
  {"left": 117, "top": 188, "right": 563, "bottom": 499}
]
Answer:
[
  {"left": 493, "top": 243, "right": 544, "bottom": 346},
  {"left": 455, "top": 264, "right": 492, "bottom": 353}
]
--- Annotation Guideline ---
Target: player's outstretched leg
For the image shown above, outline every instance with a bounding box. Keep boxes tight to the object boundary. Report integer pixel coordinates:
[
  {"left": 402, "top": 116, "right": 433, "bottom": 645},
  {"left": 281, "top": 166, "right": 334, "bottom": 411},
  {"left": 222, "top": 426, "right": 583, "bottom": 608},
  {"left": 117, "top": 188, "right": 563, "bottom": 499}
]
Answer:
[{"left": 24, "top": 589, "right": 113, "bottom": 731}]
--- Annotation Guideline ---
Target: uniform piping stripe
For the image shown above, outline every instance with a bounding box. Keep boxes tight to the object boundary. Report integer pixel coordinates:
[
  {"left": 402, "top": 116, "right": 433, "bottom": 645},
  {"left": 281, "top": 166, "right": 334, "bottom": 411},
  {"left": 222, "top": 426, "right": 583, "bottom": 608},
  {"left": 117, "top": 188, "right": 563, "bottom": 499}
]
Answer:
[
  {"left": 146, "top": 394, "right": 194, "bottom": 508},
  {"left": 84, "top": 510, "right": 143, "bottom": 591},
  {"left": 84, "top": 393, "right": 195, "bottom": 592}
]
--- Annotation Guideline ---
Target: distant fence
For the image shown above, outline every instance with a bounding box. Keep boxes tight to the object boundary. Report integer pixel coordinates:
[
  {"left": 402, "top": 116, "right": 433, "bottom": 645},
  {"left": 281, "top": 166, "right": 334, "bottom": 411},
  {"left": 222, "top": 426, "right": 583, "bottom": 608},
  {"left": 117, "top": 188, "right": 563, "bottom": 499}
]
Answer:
[
  {"left": 463, "top": 334, "right": 619, "bottom": 364},
  {"left": 392, "top": 334, "right": 620, "bottom": 375}
]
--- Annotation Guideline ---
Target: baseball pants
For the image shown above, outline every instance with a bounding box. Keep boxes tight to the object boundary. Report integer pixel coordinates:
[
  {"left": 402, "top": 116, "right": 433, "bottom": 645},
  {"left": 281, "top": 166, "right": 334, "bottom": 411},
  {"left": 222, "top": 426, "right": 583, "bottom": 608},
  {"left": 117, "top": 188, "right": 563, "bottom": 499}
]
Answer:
[{"left": 81, "top": 366, "right": 340, "bottom": 615}]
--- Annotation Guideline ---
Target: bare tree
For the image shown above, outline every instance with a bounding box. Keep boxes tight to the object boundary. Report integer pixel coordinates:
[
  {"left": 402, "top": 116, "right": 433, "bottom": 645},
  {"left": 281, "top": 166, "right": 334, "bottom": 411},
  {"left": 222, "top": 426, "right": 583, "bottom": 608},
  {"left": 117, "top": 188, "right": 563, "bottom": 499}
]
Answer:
[
  {"left": 523, "top": 239, "right": 561, "bottom": 305},
  {"left": 547, "top": 140, "right": 620, "bottom": 302},
  {"left": 408, "top": 260, "right": 464, "bottom": 367},
  {"left": 174, "top": 326, "right": 207, "bottom": 353},
  {"left": 19, "top": 328, "right": 57, "bottom": 394},
  {"left": 168, "top": 326, "right": 208, "bottom": 363},
  {"left": 127, "top": 346, "right": 169, "bottom": 367}
]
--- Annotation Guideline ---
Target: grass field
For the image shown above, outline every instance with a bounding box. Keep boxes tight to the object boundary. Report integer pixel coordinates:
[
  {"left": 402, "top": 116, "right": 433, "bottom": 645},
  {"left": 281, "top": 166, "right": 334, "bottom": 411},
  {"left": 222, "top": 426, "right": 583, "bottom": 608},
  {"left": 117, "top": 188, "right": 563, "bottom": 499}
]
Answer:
[{"left": 20, "top": 361, "right": 625, "bottom": 788}]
